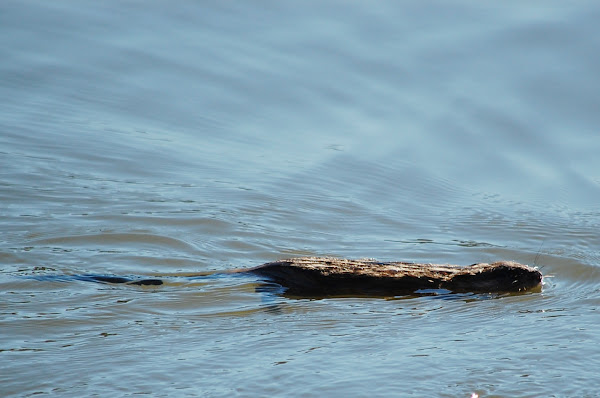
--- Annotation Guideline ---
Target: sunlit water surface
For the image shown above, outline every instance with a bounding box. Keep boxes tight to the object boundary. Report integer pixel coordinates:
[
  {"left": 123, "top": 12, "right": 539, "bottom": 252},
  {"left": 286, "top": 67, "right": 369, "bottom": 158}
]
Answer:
[{"left": 1, "top": 1, "right": 599, "bottom": 397}]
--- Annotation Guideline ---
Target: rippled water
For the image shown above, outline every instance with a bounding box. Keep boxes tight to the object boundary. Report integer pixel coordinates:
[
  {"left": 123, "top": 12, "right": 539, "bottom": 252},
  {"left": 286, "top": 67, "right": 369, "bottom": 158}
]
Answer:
[{"left": 1, "top": 1, "right": 599, "bottom": 397}]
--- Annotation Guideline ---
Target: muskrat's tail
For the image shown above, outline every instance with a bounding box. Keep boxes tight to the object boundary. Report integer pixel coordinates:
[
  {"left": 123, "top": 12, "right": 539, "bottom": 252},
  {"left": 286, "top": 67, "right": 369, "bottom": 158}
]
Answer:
[
  {"left": 28, "top": 274, "right": 163, "bottom": 286},
  {"left": 82, "top": 275, "right": 163, "bottom": 286}
]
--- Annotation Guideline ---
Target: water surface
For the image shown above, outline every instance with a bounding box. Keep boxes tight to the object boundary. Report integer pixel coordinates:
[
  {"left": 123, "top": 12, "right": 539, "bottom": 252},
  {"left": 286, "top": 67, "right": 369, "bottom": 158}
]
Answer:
[{"left": 1, "top": 1, "right": 599, "bottom": 397}]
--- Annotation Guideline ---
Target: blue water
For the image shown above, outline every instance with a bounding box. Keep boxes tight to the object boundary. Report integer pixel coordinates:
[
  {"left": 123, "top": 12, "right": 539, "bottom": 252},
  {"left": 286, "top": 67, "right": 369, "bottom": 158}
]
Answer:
[{"left": 1, "top": 1, "right": 599, "bottom": 397}]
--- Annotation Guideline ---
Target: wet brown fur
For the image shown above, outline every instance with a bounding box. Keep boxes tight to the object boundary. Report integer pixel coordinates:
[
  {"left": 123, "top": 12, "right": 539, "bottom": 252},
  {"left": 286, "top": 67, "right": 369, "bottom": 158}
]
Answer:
[{"left": 245, "top": 257, "right": 542, "bottom": 296}]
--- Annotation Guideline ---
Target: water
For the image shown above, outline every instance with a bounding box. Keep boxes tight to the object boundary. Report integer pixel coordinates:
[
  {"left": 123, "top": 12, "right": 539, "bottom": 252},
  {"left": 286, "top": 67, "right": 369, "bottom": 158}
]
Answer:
[{"left": 1, "top": 1, "right": 599, "bottom": 396}]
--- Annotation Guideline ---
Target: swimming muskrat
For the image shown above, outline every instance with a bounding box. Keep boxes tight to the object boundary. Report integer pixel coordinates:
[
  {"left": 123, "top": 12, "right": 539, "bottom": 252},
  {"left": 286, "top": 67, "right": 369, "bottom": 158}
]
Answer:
[
  {"left": 62, "top": 257, "right": 543, "bottom": 296},
  {"left": 244, "top": 257, "right": 542, "bottom": 295}
]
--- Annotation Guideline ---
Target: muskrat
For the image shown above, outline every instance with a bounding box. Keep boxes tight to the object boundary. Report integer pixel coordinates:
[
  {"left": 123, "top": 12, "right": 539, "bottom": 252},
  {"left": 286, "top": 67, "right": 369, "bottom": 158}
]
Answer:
[
  {"left": 56, "top": 257, "right": 542, "bottom": 296},
  {"left": 243, "top": 257, "right": 543, "bottom": 296}
]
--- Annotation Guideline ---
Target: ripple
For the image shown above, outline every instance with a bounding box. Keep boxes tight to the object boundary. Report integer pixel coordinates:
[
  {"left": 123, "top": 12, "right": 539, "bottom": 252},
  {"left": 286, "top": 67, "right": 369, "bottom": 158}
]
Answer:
[{"left": 30, "top": 233, "right": 198, "bottom": 253}]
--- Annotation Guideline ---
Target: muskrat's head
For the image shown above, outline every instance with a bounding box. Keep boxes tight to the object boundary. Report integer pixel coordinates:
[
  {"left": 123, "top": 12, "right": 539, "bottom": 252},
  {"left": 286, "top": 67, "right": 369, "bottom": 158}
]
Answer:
[{"left": 451, "top": 261, "right": 542, "bottom": 292}]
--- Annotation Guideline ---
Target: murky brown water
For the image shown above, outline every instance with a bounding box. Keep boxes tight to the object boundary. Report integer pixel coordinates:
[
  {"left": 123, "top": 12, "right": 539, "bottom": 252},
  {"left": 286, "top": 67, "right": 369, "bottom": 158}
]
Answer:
[{"left": 2, "top": 1, "right": 600, "bottom": 397}]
